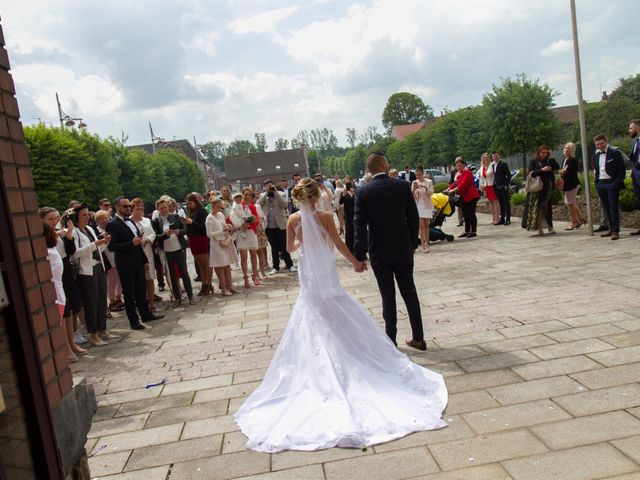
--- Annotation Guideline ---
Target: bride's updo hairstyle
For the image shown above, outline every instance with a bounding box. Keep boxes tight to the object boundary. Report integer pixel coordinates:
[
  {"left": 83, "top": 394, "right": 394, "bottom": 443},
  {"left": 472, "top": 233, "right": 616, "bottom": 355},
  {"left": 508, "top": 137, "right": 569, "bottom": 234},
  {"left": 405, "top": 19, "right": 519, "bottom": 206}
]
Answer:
[{"left": 291, "top": 178, "right": 320, "bottom": 206}]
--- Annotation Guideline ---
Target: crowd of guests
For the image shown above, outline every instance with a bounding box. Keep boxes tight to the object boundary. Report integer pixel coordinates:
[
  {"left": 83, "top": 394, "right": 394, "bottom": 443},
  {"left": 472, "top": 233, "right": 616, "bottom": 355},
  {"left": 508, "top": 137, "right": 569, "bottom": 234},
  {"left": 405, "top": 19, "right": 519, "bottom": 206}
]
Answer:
[{"left": 39, "top": 123, "right": 640, "bottom": 364}]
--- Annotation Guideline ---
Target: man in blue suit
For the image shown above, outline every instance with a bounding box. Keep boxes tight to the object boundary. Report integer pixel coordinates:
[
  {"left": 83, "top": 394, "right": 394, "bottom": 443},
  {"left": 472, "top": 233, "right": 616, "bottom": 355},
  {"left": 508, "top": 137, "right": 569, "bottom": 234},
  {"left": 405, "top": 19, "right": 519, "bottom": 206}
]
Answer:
[
  {"left": 353, "top": 152, "right": 426, "bottom": 350},
  {"left": 592, "top": 134, "right": 626, "bottom": 241},
  {"left": 629, "top": 120, "right": 640, "bottom": 236}
]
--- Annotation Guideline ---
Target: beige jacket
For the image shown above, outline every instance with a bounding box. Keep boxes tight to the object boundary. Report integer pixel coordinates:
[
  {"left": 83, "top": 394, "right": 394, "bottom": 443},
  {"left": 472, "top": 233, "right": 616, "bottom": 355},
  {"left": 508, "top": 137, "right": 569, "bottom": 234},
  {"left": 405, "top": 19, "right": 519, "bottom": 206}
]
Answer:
[{"left": 258, "top": 191, "right": 288, "bottom": 230}]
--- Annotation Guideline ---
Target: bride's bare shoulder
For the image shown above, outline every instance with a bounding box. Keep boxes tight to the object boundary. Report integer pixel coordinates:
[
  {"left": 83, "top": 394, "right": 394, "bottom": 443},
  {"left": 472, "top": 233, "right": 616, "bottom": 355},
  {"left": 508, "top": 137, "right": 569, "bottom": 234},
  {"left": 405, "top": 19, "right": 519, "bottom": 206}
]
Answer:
[{"left": 287, "top": 211, "right": 301, "bottom": 226}]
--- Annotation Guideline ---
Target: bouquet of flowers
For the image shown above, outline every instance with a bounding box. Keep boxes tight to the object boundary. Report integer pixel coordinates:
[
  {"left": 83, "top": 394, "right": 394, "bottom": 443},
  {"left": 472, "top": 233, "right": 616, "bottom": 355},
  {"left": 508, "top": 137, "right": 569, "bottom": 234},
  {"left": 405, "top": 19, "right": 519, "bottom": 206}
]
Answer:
[{"left": 244, "top": 214, "right": 256, "bottom": 225}]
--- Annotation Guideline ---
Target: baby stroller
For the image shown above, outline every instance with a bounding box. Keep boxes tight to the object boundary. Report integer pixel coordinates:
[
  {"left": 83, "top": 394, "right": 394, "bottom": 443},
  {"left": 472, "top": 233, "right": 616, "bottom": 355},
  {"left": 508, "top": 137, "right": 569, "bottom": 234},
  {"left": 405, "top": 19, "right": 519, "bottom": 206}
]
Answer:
[{"left": 429, "top": 193, "right": 455, "bottom": 242}]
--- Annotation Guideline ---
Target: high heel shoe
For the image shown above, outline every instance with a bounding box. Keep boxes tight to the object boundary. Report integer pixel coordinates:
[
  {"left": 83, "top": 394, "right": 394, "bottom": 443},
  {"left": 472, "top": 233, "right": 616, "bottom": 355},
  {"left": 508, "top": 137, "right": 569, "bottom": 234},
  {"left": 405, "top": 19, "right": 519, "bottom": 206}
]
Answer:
[
  {"left": 243, "top": 275, "right": 251, "bottom": 288},
  {"left": 252, "top": 274, "right": 261, "bottom": 286},
  {"left": 229, "top": 286, "right": 240, "bottom": 294}
]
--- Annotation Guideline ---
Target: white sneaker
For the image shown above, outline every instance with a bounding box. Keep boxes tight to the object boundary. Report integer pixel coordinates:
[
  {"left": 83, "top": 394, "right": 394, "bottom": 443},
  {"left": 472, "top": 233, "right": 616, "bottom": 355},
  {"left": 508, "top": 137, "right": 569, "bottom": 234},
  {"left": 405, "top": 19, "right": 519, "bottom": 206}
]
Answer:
[
  {"left": 289, "top": 266, "right": 297, "bottom": 273},
  {"left": 269, "top": 268, "right": 279, "bottom": 275},
  {"left": 74, "top": 331, "right": 87, "bottom": 344}
]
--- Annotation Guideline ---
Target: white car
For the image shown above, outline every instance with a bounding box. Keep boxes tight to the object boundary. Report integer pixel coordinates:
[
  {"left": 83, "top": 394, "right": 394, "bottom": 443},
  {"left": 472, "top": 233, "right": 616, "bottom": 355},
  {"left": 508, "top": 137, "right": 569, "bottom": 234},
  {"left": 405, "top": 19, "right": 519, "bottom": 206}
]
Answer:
[{"left": 425, "top": 169, "right": 449, "bottom": 185}]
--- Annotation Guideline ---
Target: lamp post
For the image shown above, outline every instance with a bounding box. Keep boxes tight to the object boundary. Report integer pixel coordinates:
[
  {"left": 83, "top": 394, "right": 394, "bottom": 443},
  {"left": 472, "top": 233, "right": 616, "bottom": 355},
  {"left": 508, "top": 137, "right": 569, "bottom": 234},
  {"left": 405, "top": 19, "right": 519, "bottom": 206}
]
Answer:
[{"left": 55, "top": 93, "right": 86, "bottom": 128}]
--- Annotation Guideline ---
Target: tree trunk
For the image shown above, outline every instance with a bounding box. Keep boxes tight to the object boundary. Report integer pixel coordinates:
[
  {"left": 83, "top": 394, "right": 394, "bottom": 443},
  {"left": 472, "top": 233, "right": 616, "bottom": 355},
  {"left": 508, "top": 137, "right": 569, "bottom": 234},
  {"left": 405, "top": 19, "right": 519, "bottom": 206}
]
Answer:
[{"left": 522, "top": 151, "right": 527, "bottom": 176}]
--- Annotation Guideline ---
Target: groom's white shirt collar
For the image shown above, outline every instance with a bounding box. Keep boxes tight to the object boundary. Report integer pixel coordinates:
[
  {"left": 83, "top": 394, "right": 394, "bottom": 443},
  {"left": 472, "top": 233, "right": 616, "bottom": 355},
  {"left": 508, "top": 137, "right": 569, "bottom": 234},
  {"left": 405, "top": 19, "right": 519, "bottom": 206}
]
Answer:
[{"left": 373, "top": 172, "right": 386, "bottom": 178}]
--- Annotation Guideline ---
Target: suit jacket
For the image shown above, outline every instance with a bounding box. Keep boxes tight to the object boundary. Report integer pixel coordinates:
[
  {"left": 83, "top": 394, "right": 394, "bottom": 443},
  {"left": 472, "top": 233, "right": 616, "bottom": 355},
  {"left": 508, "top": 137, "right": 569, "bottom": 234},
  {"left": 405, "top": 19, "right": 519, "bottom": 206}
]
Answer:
[
  {"left": 492, "top": 161, "right": 511, "bottom": 189},
  {"left": 105, "top": 216, "right": 148, "bottom": 270},
  {"left": 353, "top": 174, "right": 419, "bottom": 263},
  {"left": 631, "top": 138, "right": 640, "bottom": 170},
  {"left": 151, "top": 214, "right": 188, "bottom": 250},
  {"left": 592, "top": 146, "right": 626, "bottom": 189},
  {"left": 399, "top": 170, "right": 417, "bottom": 182},
  {"left": 257, "top": 191, "right": 288, "bottom": 230}
]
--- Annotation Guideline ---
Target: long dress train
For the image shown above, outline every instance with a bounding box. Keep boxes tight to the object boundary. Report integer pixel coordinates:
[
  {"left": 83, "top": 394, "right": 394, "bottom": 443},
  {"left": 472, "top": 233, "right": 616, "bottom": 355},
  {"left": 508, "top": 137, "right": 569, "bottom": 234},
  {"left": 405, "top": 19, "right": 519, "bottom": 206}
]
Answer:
[{"left": 234, "top": 204, "right": 448, "bottom": 453}]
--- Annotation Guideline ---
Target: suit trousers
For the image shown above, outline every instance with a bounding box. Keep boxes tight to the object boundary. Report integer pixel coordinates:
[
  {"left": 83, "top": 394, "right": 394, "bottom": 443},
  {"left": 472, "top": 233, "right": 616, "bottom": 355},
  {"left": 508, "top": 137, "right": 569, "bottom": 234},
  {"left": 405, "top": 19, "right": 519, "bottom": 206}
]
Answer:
[
  {"left": 265, "top": 227, "right": 293, "bottom": 271},
  {"left": 495, "top": 186, "right": 511, "bottom": 222},
  {"left": 370, "top": 257, "right": 424, "bottom": 344},
  {"left": 165, "top": 249, "right": 193, "bottom": 300},
  {"left": 117, "top": 264, "right": 152, "bottom": 326},
  {"left": 76, "top": 265, "right": 107, "bottom": 334},
  {"left": 596, "top": 181, "right": 620, "bottom": 233},
  {"left": 344, "top": 218, "right": 354, "bottom": 253},
  {"left": 632, "top": 167, "right": 640, "bottom": 204}
]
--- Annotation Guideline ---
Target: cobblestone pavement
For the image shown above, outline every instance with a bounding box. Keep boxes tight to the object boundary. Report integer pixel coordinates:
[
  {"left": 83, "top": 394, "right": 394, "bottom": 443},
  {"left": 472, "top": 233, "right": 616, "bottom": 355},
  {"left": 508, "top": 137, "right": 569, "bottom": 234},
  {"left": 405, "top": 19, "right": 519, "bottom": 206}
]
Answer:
[{"left": 73, "top": 213, "right": 640, "bottom": 479}]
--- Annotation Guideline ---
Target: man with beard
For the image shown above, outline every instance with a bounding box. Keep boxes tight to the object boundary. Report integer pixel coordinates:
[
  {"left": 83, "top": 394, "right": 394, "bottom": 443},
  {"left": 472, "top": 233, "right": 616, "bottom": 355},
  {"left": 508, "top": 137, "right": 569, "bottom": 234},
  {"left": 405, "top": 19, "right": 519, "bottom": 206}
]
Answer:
[{"left": 629, "top": 120, "right": 640, "bottom": 237}]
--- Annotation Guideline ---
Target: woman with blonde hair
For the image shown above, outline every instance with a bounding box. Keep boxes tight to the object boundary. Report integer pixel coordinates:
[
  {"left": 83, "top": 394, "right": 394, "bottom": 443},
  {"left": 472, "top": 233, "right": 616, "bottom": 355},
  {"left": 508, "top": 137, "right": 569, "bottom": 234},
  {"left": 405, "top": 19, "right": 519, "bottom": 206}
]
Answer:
[
  {"left": 130, "top": 198, "right": 158, "bottom": 310},
  {"left": 235, "top": 177, "right": 447, "bottom": 452},
  {"left": 559, "top": 142, "right": 585, "bottom": 230},
  {"left": 411, "top": 164, "right": 434, "bottom": 251},
  {"left": 478, "top": 152, "right": 499, "bottom": 224}
]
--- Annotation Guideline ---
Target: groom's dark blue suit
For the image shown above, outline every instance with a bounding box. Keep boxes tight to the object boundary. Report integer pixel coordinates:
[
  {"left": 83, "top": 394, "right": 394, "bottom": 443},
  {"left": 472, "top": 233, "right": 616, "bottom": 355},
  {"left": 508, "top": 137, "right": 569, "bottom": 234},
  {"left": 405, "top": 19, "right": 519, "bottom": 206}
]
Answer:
[{"left": 353, "top": 173, "right": 424, "bottom": 344}]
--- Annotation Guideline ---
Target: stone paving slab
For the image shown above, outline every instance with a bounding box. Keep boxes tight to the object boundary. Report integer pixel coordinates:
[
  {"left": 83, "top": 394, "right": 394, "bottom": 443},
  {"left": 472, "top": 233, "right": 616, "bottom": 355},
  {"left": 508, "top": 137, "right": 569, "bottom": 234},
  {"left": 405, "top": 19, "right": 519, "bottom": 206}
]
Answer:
[{"left": 71, "top": 213, "right": 640, "bottom": 478}]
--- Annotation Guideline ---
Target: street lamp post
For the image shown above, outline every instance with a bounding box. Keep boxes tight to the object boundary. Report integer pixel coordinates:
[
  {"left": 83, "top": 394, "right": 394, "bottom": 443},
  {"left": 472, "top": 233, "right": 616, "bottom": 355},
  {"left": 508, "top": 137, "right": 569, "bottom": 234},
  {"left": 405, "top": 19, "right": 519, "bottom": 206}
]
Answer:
[{"left": 55, "top": 93, "right": 86, "bottom": 128}]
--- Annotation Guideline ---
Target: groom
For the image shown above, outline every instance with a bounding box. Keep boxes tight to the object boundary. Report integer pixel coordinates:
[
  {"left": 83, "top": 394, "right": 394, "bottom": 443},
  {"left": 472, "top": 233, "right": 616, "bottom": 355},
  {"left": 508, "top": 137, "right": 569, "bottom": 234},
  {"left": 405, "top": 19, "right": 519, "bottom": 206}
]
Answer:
[{"left": 353, "top": 152, "right": 426, "bottom": 350}]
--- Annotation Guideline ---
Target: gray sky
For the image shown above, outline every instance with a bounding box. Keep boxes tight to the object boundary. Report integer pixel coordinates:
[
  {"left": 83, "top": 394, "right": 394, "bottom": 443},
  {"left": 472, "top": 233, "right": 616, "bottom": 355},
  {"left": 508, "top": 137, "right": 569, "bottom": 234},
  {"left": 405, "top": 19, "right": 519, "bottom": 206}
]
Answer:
[{"left": 2, "top": 0, "right": 638, "bottom": 148}]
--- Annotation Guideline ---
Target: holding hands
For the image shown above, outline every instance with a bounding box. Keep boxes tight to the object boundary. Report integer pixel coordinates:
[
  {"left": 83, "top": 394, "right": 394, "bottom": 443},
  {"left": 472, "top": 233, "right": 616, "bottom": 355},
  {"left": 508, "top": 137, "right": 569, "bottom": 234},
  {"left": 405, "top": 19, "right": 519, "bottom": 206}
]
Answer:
[{"left": 352, "top": 260, "right": 368, "bottom": 273}]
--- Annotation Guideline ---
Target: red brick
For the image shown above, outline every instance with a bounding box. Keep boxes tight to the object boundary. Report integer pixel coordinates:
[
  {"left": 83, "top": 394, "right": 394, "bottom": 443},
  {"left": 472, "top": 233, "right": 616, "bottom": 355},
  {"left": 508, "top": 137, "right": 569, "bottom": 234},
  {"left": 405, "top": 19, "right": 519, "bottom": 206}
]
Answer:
[
  {"left": 47, "top": 381, "right": 62, "bottom": 407},
  {"left": 11, "top": 142, "right": 28, "bottom": 164},
  {"left": 0, "top": 138, "right": 12, "bottom": 162},
  {"left": 6, "top": 189, "right": 24, "bottom": 213},
  {"left": 45, "top": 302, "right": 61, "bottom": 328},
  {"left": 53, "top": 346, "right": 69, "bottom": 374},
  {"left": 59, "top": 370, "right": 73, "bottom": 397},
  {"left": 0, "top": 47, "right": 9, "bottom": 70},
  {"left": 11, "top": 215, "right": 28, "bottom": 238},
  {"left": 32, "top": 235, "right": 48, "bottom": 260},
  {"left": 36, "top": 334, "right": 52, "bottom": 360},
  {"left": 7, "top": 118, "right": 23, "bottom": 141},
  {"left": 0, "top": 117, "right": 9, "bottom": 138},
  {"left": 17, "top": 167, "right": 34, "bottom": 188},
  {"left": 1, "top": 92, "right": 19, "bottom": 118},
  {"left": 50, "top": 323, "right": 67, "bottom": 351},
  {"left": 32, "top": 312, "right": 48, "bottom": 336},
  {"left": 0, "top": 71, "right": 16, "bottom": 95},
  {"left": 41, "top": 281, "right": 56, "bottom": 307},
  {"left": 22, "top": 263, "right": 38, "bottom": 288},
  {"left": 1, "top": 164, "right": 17, "bottom": 187},
  {"left": 22, "top": 190, "right": 39, "bottom": 213},
  {"left": 27, "top": 286, "right": 43, "bottom": 312},
  {"left": 36, "top": 260, "right": 52, "bottom": 284},
  {"left": 17, "top": 238, "right": 33, "bottom": 263},
  {"left": 27, "top": 214, "right": 43, "bottom": 237},
  {"left": 42, "top": 356, "right": 56, "bottom": 385}
]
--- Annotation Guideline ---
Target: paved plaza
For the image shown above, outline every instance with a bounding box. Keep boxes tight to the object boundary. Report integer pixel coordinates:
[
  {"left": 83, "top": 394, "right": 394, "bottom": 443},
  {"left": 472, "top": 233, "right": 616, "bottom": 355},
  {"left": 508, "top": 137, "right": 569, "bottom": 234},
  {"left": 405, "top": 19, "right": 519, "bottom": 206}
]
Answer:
[{"left": 73, "top": 213, "right": 640, "bottom": 479}]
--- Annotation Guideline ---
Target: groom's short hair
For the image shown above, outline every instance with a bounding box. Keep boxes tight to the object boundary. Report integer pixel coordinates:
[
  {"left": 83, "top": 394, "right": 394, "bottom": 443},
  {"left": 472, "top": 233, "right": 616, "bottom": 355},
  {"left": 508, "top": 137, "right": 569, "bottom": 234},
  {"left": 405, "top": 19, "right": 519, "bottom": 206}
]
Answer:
[{"left": 366, "top": 152, "right": 388, "bottom": 174}]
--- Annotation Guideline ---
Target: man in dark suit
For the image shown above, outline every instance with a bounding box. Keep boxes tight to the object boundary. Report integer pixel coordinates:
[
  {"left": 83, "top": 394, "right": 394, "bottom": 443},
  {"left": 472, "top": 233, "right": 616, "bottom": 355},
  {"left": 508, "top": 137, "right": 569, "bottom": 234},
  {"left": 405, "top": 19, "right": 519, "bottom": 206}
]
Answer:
[
  {"left": 353, "top": 153, "right": 426, "bottom": 351},
  {"left": 399, "top": 165, "right": 417, "bottom": 183},
  {"left": 105, "top": 197, "right": 163, "bottom": 329},
  {"left": 288, "top": 173, "right": 301, "bottom": 214},
  {"left": 629, "top": 120, "right": 640, "bottom": 236},
  {"left": 592, "top": 134, "right": 626, "bottom": 240},
  {"left": 491, "top": 151, "right": 512, "bottom": 225}
]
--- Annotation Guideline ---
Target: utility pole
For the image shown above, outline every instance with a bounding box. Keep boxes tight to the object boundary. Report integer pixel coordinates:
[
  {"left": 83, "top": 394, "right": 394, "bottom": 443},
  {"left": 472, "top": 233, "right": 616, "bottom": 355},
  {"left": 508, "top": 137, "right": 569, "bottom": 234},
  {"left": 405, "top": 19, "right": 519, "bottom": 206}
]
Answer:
[
  {"left": 570, "top": 0, "right": 593, "bottom": 235},
  {"left": 55, "top": 93, "right": 63, "bottom": 127},
  {"left": 149, "top": 122, "right": 156, "bottom": 154}
]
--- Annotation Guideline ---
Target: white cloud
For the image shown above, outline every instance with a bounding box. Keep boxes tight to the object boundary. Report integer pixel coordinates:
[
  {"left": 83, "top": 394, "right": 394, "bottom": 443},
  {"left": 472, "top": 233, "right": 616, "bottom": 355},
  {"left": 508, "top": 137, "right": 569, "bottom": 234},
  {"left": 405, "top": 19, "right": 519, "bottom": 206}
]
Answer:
[
  {"left": 541, "top": 38, "right": 572, "bottom": 57},
  {"left": 229, "top": 6, "right": 299, "bottom": 35}
]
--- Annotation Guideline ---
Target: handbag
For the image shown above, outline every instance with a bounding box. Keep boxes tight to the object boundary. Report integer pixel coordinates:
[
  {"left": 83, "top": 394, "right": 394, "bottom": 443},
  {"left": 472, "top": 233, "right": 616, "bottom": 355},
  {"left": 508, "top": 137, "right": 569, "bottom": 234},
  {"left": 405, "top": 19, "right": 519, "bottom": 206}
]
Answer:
[
  {"left": 219, "top": 235, "right": 232, "bottom": 248},
  {"left": 555, "top": 176, "right": 564, "bottom": 191},
  {"left": 525, "top": 173, "right": 543, "bottom": 193}
]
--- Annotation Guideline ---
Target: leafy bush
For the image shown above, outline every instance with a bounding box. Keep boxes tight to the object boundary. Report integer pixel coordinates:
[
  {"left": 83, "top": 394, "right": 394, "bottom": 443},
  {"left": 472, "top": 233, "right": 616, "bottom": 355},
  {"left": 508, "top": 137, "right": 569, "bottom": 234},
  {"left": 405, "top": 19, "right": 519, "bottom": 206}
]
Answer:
[
  {"left": 510, "top": 191, "right": 526, "bottom": 205},
  {"left": 433, "top": 182, "right": 449, "bottom": 193},
  {"left": 620, "top": 176, "right": 639, "bottom": 211}
]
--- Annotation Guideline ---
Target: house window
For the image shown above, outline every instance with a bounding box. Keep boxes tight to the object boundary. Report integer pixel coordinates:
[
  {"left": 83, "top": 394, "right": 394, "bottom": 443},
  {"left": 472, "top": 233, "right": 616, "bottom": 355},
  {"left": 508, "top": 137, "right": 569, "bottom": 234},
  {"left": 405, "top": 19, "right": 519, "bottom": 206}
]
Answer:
[
  {"left": 257, "top": 167, "right": 262, "bottom": 172},
  {"left": 293, "top": 163, "right": 299, "bottom": 167},
  {"left": 275, "top": 165, "right": 281, "bottom": 169}
]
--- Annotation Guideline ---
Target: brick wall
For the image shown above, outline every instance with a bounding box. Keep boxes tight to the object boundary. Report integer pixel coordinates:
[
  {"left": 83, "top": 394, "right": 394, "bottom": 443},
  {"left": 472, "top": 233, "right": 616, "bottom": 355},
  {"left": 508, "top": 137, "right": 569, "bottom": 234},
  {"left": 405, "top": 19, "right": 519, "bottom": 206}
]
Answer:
[{"left": 0, "top": 21, "right": 73, "bottom": 407}]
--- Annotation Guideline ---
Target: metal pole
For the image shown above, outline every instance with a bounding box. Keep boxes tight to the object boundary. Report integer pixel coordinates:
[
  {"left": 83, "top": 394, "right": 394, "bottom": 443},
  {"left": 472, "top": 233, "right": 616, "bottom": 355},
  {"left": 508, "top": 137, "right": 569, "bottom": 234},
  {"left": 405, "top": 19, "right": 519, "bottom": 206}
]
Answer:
[
  {"left": 149, "top": 122, "right": 156, "bottom": 154},
  {"left": 55, "top": 92, "right": 63, "bottom": 127},
  {"left": 570, "top": 0, "right": 593, "bottom": 235}
]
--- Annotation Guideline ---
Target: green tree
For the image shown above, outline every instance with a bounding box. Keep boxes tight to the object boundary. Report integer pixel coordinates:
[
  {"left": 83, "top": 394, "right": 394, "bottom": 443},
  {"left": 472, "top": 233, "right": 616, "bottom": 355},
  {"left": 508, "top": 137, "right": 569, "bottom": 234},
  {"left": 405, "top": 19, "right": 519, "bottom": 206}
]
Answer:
[
  {"left": 199, "top": 140, "right": 227, "bottom": 170},
  {"left": 345, "top": 128, "right": 358, "bottom": 148},
  {"left": 254, "top": 133, "right": 267, "bottom": 152},
  {"left": 226, "top": 139, "right": 256, "bottom": 156},
  {"left": 291, "top": 130, "right": 309, "bottom": 149},
  {"left": 575, "top": 98, "right": 640, "bottom": 145},
  {"left": 608, "top": 74, "right": 640, "bottom": 104},
  {"left": 382, "top": 92, "right": 434, "bottom": 131},
  {"left": 482, "top": 74, "right": 562, "bottom": 174},
  {"left": 274, "top": 138, "right": 289, "bottom": 150}
]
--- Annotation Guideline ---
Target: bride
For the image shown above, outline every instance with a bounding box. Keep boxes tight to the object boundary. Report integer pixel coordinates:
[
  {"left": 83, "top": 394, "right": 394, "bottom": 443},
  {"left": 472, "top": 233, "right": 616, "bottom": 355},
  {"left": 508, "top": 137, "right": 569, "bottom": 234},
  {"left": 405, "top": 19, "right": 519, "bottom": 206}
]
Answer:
[{"left": 234, "top": 178, "right": 448, "bottom": 452}]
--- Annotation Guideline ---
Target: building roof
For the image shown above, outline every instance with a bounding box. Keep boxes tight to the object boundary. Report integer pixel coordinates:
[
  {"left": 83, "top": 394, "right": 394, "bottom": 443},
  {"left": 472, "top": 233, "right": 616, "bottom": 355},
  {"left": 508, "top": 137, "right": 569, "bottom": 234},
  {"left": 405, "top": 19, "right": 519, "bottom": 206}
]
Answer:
[
  {"left": 391, "top": 122, "right": 426, "bottom": 140},
  {"left": 550, "top": 105, "right": 579, "bottom": 125},
  {"left": 224, "top": 148, "right": 307, "bottom": 181}
]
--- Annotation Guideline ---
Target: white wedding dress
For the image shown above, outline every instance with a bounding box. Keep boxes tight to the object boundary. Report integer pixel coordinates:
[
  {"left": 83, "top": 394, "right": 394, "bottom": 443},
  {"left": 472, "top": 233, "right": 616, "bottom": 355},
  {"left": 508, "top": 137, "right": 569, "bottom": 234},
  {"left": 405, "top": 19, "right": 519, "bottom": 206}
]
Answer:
[{"left": 234, "top": 204, "right": 448, "bottom": 452}]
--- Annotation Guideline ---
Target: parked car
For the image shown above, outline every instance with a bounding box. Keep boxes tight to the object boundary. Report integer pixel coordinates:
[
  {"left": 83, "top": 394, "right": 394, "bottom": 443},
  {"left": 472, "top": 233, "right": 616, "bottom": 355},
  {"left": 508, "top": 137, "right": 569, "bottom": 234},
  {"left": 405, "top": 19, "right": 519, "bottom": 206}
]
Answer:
[{"left": 425, "top": 169, "right": 449, "bottom": 184}]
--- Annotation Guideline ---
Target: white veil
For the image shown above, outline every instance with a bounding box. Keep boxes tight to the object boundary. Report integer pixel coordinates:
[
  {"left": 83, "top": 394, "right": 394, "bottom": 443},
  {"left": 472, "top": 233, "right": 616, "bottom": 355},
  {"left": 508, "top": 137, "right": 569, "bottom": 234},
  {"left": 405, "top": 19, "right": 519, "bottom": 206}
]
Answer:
[{"left": 297, "top": 202, "right": 340, "bottom": 299}]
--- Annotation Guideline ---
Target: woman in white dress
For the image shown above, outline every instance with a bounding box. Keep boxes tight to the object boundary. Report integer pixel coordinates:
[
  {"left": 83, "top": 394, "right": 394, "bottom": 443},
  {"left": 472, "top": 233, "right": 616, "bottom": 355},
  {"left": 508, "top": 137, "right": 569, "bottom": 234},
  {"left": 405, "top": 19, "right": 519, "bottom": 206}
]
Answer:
[
  {"left": 235, "top": 178, "right": 448, "bottom": 453},
  {"left": 412, "top": 164, "right": 434, "bottom": 252},
  {"left": 131, "top": 198, "right": 158, "bottom": 311},
  {"left": 206, "top": 197, "right": 240, "bottom": 296},
  {"left": 229, "top": 187, "right": 261, "bottom": 288}
]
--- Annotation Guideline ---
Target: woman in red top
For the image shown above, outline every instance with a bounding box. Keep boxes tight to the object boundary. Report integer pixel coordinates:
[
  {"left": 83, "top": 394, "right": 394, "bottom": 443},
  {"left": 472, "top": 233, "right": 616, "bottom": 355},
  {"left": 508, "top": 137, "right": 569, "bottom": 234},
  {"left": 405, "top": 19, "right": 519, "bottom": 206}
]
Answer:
[{"left": 447, "top": 157, "right": 481, "bottom": 238}]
